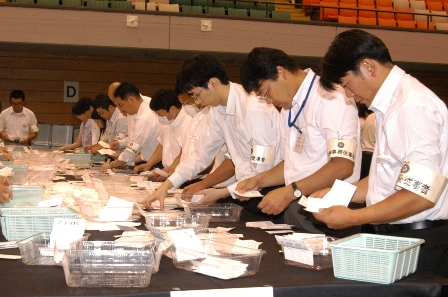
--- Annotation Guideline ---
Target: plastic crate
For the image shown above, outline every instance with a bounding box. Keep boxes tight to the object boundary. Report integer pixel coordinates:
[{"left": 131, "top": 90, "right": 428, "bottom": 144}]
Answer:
[
  {"left": 185, "top": 203, "right": 243, "bottom": 222},
  {"left": 63, "top": 241, "right": 157, "bottom": 287},
  {"left": 171, "top": 239, "right": 265, "bottom": 279},
  {"left": 17, "top": 232, "right": 91, "bottom": 266},
  {"left": 0, "top": 207, "right": 78, "bottom": 241},
  {"left": 330, "top": 233, "right": 425, "bottom": 284},
  {"left": 3, "top": 165, "right": 29, "bottom": 185},
  {"left": 0, "top": 185, "right": 45, "bottom": 208}
]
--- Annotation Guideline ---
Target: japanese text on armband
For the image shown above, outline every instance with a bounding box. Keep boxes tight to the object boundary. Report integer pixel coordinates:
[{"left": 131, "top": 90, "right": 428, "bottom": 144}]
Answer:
[
  {"left": 327, "top": 138, "right": 356, "bottom": 162},
  {"left": 395, "top": 160, "right": 448, "bottom": 204}
]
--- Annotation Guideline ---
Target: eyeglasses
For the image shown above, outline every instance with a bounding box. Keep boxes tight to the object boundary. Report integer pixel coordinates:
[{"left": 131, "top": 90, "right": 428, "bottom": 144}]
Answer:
[
  {"left": 190, "top": 88, "right": 203, "bottom": 101},
  {"left": 11, "top": 102, "right": 23, "bottom": 106},
  {"left": 258, "top": 81, "right": 270, "bottom": 101}
]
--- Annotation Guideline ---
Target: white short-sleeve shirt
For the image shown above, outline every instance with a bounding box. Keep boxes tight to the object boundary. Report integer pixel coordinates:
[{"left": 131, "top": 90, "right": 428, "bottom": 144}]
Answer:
[{"left": 0, "top": 106, "right": 39, "bottom": 140}]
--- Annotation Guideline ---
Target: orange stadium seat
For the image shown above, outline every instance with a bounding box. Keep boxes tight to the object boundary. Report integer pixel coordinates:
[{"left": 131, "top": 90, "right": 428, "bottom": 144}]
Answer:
[
  {"left": 379, "top": 17, "right": 397, "bottom": 25},
  {"left": 320, "top": 1, "right": 339, "bottom": 20},
  {"left": 340, "top": 2, "right": 358, "bottom": 17},
  {"left": 376, "top": 0, "right": 393, "bottom": 7},
  {"left": 427, "top": 1, "right": 443, "bottom": 11},
  {"left": 377, "top": 5, "right": 395, "bottom": 18},
  {"left": 338, "top": 15, "right": 358, "bottom": 22},
  {"left": 396, "top": 7, "right": 414, "bottom": 21},
  {"left": 358, "top": 16, "right": 377, "bottom": 24},
  {"left": 359, "top": 4, "right": 377, "bottom": 17},
  {"left": 416, "top": 20, "right": 435, "bottom": 28},
  {"left": 397, "top": 19, "right": 416, "bottom": 27}
]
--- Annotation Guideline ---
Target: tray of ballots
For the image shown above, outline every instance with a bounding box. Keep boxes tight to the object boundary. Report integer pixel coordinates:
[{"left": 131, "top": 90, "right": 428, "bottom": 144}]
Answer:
[
  {"left": 4, "top": 165, "right": 29, "bottom": 185},
  {"left": 276, "top": 234, "right": 335, "bottom": 270},
  {"left": 62, "top": 153, "right": 92, "bottom": 167},
  {"left": 62, "top": 241, "right": 158, "bottom": 288},
  {"left": 171, "top": 238, "right": 265, "bottom": 280},
  {"left": 144, "top": 211, "right": 211, "bottom": 231},
  {"left": 0, "top": 207, "right": 78, "bottom": 241},
  {"left": 184, "top": 203, "right": 243, "bottom": 222},
  {"left": 79, "top": 198, "right": 137, "bottom": 222},
  {"left": 330, "top": 233, "right": 425, "bottom": 284},
  {"left": 0, "top": 185, "right": 45, "bottom": 208},
  {"left": 17, "top": 232, "right": 91, "bottom": 266}
]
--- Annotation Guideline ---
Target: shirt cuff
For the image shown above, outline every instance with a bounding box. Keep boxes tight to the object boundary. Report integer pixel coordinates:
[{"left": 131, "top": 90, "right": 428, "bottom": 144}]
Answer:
[
  {"left": 118, "top": 151, "right": 135, "bottom": 166},
  {"left": 227, "top": 182, "right": 238, "bottom": 199},
  {"left": 168, "top": 173, "right": 184, "bottom": 190},
  {"left": 118, "top": 139, "right": 127, "bottom": 148}
]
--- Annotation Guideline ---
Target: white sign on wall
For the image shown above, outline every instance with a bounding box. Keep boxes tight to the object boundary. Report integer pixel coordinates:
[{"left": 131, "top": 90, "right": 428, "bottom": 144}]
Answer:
[{"left": 64, "top": 81, "right": 79, "bottom": 102}]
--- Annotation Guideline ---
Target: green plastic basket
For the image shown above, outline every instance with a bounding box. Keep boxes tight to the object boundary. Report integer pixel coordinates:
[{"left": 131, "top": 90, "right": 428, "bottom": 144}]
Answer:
[
  {"left": 330, "top": 233, "right": 424, "bottom": 284},
  {"left": 0, "top": 207, "right": 78, "bottom": 241}
]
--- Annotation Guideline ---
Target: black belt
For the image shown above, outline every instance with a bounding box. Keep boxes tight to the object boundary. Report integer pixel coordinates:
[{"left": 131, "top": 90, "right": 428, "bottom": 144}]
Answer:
[{"left": 372, "top": 219, "right": 448, "bottom": 234}]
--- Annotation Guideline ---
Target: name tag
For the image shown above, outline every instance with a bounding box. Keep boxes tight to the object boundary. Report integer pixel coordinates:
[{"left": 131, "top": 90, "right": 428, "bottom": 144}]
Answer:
[
  {"left": 250, "top": 144, "right": 275, "bottom": 165},
  {"left": 115, "top": 132, "right": 126, "bottom": 141},
  {"left": 327, "top": 138, "right": 356, "bottom": 162},
  {"left": 126, "top": 141, "right": 142, "bottom": 156},
  {"left": 395, "top": 160, "right": 448, "bottom": 204}
]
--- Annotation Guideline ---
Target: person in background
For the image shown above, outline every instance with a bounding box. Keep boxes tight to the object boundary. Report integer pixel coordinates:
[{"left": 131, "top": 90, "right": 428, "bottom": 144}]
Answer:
[
  {"left": 236, "top": 47, "right": 361, "bottom": 237},
  {"left": 100, "top": 83, "right": 160, "bottom": 171},
  {"left": 313, "top": 29, "right": 448, "bottom": 276},
  {"left": 143, "top": 53, "right": 281, "bottom": 210},
  {"left": 134, "top": 89, "right": 185, "bottom": 180},
  {"left": 58, "top": 97, "right": 99, "bottom": 152},
  {"left": 84, "top": 94, "right": 128, "bottom": 155},
  {"left": 90, "top": 110, "right": 107, "bottom": 143},
  {"left": 0, "top": 176, "right": 12, "bottom": 203},
  {"left": 0, "top": 90, "right": 39, "bottom": 146}
]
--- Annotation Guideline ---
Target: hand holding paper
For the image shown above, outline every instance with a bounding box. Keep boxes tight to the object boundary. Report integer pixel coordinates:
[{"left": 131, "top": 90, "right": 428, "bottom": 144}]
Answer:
[{"left": 301, "top": 180, "right": 356, "bottom": 213}]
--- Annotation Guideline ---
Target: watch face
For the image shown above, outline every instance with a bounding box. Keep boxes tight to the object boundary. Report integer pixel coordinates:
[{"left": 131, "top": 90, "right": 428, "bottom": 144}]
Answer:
[{"left": 294, "top": 189, "right": 301, "bottom": 197}]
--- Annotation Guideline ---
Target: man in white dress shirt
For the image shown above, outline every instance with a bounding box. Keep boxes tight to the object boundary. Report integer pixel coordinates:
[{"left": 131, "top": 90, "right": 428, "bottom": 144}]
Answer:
[
  {"left": 143, "top": 54, "right": 281, "bottom": 210},
  {"left": 134, "top": 89, "right": 185, "bottom": 179},
  {"left": 237, "top": 47, "right": 362, "bottom": 237},
  {"left": 85, "top": 94, "right": 128, "bottom": 155},
  {"left": 101, "top": 82, "right": 160, "bottom": 171},
  {"left": 314, "top": 29, "right": 448, "bottom": 276},
  {"left": 0, "top": 90, "right": 39, "bottom": 146}
]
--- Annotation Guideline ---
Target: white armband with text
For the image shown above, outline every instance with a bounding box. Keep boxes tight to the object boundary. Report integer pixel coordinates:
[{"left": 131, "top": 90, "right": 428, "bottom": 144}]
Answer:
[
  {"left": 327, "top": 138, "right": 356, "bottom": 162},
  {"left": 114, "top": 132, "right": 126, "bottom": 141},
  {"left": 250, "top": 144, "right": 275, "bottom": 165},
  {"left": 395, "top": 160, "right": 448, "bottom": 204},
  {"left": 125, "top": 141, "right": 142, "bottom": 156}
]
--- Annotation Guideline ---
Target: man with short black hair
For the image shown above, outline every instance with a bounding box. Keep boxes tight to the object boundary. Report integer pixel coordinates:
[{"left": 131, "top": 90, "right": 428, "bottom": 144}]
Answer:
[
  {"left": 314, "top": 29, "right": 448, "bottom": 276},
  {"left": 144, "top": 53, "right": 281, "bottom": 209},
  {"left": 100, "top": 82, "right": 160, "bottom": 171},
  {"left": 0, "top": 90, "right": 39, "bottom": 145},
  {"left": 237, "top": 47, "right": 361, "bottom": 237}
]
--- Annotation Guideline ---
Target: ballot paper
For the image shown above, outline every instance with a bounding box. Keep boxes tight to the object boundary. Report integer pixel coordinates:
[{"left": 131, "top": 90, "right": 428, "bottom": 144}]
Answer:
[
  {"left": 152, "top": 168, "right": 169, "bottom": 178},
  {"left": 98, "top": 141, "right": 110, "bottom": 149},
  {"left": 98, "top": 196, "right": 134, "bottom": 221},
  {"left": 39, "top": 197, "right": 63, "bottom": 207},
  {"left": 140, "top": 171, "right": 155, "bottom": 176},
  {"left": 233, "top": 190, "right": 264, "bottom": 198},
  {"left": 49, "top": 218, "right": 86, "bottom": 262},
  {"left": 276, "top": 235, "right": 314, "bottom": 266},
  {"left": 246, "top": 221, "right": 293, "bottom": 229},
  {"left": 167, "top": 228, "right": 202, "bottom": 262},
  {"left": 91, "top": 178, "right": 108, "bottom": 200},
  {"left": 303, "top": 179, "right": 357, "bottom": 212},
  {"left": 98, "top": 148, "right": 116, "bottom": 156}
]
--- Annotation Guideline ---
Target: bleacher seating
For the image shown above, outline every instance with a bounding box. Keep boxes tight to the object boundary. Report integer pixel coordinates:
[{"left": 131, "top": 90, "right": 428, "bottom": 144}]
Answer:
[
  {"left": 431, "top": 10, "right": 448, "bottom": 22},
  {"left": 396, "top": 7, "right": 414, "bottom": 21},
  {"left": 397, "top": 19, "right": 416, "bottom": 27},
  {"left": 359, "top": 4, "right": 376, "bottom": 18},
  {"left": 416, "top": 20, "right": 435, "bottom": 28},
  {"left": 378, "top": 17, "right": 397, "bottom": 25},
  {"left": 338, "top": 15, "right": 357, "bottom": 23},
  {"left": 393, "top": 0, "right": 409, "bottom": 8},
  {"left": 250, "top": 8, "right": 268, "bottom": 17},
  {"left": 377, "top": 6, "right": 394, "bottom": 18},
  {"left": 182, "top": 4, "right": 203, "bottom": 13},
  {"left": 340, "top": 2, "right": 358, "bottom": 17},
  {"left": 209, "top": 6, "right": 226, "bottom": 14},
  {"left": 320, "top": 1, "right": 338, "bottom": 21},
  {"left": 227, "top": 7, "right": 248, "bottom": 16},
  {"left": 376, "top": 0, "right": 393, "bottom": 7},
  {"left": 414, "top": 8, "right": 431, "bottom": 21},
  {"left": 427, "top": 1, "right": 443, "bottom": 12},
  {"left": 410, "top": 0, "right": 427, "bottom": 10},
  {"left": 436, "top": 22, "right": 448, "bottom": 29},
  {"left": 358, "top": 16, "right": 377, "bottom": 24},
  {"left": 271, "top": 10, "right": 291, "bottom": 19}
]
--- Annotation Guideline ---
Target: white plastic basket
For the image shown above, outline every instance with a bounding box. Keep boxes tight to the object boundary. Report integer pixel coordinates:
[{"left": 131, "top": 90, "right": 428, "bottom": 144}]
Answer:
[
  {"left": 330, "top": 233, "right": 425, "bottom": 284},
  {"left": 0, "top": 207, "right": 78, "bottom": 241}
]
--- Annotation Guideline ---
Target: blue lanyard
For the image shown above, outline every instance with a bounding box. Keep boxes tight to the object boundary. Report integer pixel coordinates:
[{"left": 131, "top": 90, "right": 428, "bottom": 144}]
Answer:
[{"left": 288, "top": 73, "right": 317, "bottom": 133}]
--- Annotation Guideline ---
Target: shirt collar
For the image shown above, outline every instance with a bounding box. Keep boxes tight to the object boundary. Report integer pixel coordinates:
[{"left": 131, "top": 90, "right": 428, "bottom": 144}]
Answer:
[
  {"left": 109, "top": 107, "right": 120, "bottom": 123},
  {"left": 291, "top": 68, "right": 314, "bottom": 109},
  {"left": 370, "top": 65, "right": 405, "bottom": 115},
  {"left": 218, "top": 81, "right": 236, "bottom": 116},
  {"left": 171, "top": 107, "right": 185, "bottom": 128}
]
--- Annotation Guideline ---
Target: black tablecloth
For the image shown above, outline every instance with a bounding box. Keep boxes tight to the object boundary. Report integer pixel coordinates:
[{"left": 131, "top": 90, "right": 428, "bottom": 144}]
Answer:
[{"left": 1, "top": 210, "right": 447, "bottom": 297}]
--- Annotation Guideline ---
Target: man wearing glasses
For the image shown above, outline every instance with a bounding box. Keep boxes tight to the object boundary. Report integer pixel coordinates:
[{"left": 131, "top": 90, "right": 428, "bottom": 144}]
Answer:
[
  {"left": 0, "top": 90, "right": 39, "bottom": 146},
  {"left": 236, "top": 47, "right": 362, "bottom": 237},
  {"left": 144, "top": 53, "right": 281, "bottom": 210}
]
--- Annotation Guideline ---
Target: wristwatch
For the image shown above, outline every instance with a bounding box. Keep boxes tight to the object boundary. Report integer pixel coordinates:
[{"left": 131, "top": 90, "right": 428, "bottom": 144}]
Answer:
[{"left": 291, "top": 182, "right": 302, "bottom": 198}]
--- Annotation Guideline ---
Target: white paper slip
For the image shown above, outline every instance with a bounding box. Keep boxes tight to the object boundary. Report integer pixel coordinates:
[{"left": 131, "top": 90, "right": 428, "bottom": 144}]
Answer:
[
  {"left": 234, "top": 190, "right": 264, "bottom": 198},
  {"left": 39, "top": 197, "right": 63, "bottom": 207},
  {"left": 99, "top": 197, "right": 134, "bottom": 221},
  {"left": 140, "top": 171, "right": 155, "bottom": 176},
  {"left": 98, "top": 148, "right": 116, "bottom": 156},
  {"left": 305, "top": 179, "right": 356, "bottom": 212},
  {"left": 0, "top": 254, "right": 21, "bottom": 260},
  {"left": 98, "top": 140, "right": 110, "bottom": 149},
  {"left": 246, "top": 221, "right": 274, "bottom": 228},
  {"left": 266, "top": 230, "right": 294, "bottom": 234},
  {"left": 151, "top": 168, "right": 169, "bottom": 178},
  {"left": 191, "top": 194, "right": 204, "bottom": 203},
  {"left": 171, "top": 286, "right": 273, "bottom": 297},
  {"left": 260, "top": 224, "right": 294, "bottom": 230}
]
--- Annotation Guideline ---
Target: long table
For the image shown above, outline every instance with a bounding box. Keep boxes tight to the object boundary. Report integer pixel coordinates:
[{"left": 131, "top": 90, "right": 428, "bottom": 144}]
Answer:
[{"left": 1, "top": 210, "right": 447, "bottom": 297}]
